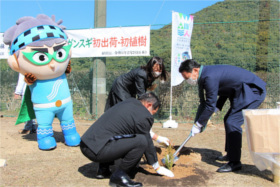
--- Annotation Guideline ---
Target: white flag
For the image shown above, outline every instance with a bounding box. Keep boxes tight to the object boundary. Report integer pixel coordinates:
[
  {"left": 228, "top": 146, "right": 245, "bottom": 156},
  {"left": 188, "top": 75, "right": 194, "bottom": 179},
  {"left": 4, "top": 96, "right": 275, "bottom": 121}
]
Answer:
[{"left": 171, "top": 12, "right": 194, "bottom": 86}]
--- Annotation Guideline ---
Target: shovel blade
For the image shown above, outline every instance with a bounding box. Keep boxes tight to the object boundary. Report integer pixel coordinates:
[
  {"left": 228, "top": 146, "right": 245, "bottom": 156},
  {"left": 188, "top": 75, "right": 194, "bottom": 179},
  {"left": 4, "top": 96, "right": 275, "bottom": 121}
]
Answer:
[
  {"left": 161, "top": 155, "right": 179, "bottom": 166},
  {"left": 161, "top": 155, "right": 169, "bottom": 165},
  {"left": 173, "top": 156, "right": 179, "bottom": 163}
]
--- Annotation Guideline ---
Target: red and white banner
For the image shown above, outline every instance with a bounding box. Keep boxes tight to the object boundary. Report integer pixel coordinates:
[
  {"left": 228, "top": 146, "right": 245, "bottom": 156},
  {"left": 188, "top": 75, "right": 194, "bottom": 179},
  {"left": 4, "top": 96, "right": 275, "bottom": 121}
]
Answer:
[
  {"left": 0, "top": 35, "right": 9, "bottom": 59},
  {"left": 0, "top": 26, "right": 150, "bottom": 59},
  {"left": 67, "top": 26, "right": 150, "bottom": 58}
]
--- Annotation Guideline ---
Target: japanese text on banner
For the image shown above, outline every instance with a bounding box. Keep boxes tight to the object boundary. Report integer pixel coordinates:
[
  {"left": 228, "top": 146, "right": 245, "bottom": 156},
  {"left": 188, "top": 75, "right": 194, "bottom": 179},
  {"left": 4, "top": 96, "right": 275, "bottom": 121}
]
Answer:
[
  {"left": 171, "top": 12, "right": 194, "bottom": 86},
  {"left": 0, "top": 26, "right": 150, "bottom": 59}
]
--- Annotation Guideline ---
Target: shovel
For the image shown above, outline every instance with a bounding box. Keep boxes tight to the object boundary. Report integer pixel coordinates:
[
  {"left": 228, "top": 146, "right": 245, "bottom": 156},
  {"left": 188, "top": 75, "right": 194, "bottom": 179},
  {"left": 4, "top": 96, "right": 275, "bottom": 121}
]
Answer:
[{"left": 161, "top": 133, "right": 192, "bottom": 166}]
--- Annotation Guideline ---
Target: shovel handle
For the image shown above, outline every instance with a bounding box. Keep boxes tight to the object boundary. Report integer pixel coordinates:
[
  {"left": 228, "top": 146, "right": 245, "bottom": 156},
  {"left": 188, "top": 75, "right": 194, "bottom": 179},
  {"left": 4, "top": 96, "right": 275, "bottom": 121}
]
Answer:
[{"left": 173, "top": 133, "right": 192, "bottom": 157}]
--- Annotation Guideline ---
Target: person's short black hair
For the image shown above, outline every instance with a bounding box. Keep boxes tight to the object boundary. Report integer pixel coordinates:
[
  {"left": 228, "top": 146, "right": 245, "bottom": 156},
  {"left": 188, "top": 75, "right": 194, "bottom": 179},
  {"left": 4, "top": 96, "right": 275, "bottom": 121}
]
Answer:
[
  {"left": 179, "top": 59, "right": 201, "bottom": 73},
  {"left": 138, "top": 92, "right": 161, "bottom": 110}
]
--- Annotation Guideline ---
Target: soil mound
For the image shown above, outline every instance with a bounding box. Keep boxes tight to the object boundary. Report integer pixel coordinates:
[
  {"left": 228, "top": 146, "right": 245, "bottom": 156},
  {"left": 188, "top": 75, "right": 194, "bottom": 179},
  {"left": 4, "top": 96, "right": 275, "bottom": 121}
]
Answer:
[{"left": 134, "top": 146, "right": 211, "bottom": 186}]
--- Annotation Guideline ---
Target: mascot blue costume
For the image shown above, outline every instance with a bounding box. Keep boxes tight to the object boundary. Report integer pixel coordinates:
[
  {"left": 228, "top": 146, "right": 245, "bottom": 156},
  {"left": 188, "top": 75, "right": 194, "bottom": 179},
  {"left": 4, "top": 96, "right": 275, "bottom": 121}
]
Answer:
[{"left": 3, "top": 14, "right": 81, "bottom": 150}]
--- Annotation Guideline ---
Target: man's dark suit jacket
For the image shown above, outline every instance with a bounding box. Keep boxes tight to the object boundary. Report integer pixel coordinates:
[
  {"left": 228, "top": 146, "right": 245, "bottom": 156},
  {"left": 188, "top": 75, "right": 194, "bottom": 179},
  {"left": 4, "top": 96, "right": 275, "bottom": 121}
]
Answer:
[
  {"left": 81, "top": 98, "right": 157, "bottom": 165},
  {"left": 195, "top": 65, "right": 266, "bottom": 127},
  {"left": 111, "top": 67, "right": 150, "bottom": 100}
]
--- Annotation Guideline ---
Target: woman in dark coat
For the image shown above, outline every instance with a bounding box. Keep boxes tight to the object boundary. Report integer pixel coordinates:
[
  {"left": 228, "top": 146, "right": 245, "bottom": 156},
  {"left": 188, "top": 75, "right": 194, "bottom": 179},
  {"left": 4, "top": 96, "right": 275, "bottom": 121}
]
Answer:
[
  {"left": 104, "top": 56, "right": 167, "bottom": 112},
  {"left": 95, "top": 57, "right": 169, "bottom": 179}
]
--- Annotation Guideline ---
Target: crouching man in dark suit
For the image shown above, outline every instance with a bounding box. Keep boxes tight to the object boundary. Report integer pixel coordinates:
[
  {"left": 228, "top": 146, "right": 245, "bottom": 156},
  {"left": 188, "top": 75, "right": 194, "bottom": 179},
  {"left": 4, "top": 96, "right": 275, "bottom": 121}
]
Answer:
[
  {"left": 80, "top": 92, "right": 174, "bottom": 187},
  {"left": 179, "top": 59, "right": 266, "bottom": 173}
]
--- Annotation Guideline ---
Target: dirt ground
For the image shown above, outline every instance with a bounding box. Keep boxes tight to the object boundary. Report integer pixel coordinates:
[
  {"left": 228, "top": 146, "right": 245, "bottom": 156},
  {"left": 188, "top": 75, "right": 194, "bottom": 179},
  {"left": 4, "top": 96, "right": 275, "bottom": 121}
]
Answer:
[{"left": 0, "top": 116, "right": 278, "bottom": 187}]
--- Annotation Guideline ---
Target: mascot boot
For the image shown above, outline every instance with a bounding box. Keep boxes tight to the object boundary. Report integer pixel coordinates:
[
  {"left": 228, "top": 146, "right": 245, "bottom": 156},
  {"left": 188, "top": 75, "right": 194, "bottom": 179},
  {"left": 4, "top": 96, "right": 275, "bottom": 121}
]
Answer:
[
  {"left": 37, "top": 126, "right": 57, "bottom": 150},
  {"left": 61, "top": 120, "right": 80, "bottom": 146}
]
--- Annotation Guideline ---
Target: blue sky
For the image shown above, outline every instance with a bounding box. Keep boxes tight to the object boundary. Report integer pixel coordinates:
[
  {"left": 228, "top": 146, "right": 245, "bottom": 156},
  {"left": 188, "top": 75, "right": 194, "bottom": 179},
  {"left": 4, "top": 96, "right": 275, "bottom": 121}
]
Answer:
[{"left": 0, "top": 0, "right": 223, "bottom": 32}]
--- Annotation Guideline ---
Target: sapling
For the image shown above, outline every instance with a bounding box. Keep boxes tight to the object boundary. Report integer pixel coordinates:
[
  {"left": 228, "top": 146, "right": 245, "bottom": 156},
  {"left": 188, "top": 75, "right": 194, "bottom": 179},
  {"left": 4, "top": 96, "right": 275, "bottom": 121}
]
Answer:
[{"left": 164, "top": 144, "right": 175, "bottom": 170}]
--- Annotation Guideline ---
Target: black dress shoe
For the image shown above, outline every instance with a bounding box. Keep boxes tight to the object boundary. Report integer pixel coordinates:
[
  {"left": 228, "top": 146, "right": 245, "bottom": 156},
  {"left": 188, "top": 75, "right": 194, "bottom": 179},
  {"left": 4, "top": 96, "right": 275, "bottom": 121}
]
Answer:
[
  {"left": 109, "top": 169, "right": 142, "bottom": 187},
  {"left": 96, "top": 166, "right": 112, "bottom": 179},
  {"left": 215, "top": 155, "right": 229, "bottom": 161},
  {"left": 217, "top": 161, "right": 242, "bottom": 173}
]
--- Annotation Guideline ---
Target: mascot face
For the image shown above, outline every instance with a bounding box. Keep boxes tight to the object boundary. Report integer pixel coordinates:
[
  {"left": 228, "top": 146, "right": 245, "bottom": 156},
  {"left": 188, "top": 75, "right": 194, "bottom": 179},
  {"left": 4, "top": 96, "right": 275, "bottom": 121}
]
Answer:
[
  {"left": 4, "top": 18, "right": 71, "bottom": 80},
  {"left": 13, "top": 42, "right": 72, "bottom": 80}
]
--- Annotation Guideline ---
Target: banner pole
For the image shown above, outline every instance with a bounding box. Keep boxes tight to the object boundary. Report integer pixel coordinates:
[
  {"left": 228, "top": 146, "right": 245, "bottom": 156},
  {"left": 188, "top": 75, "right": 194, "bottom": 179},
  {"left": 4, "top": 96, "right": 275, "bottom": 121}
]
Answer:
[
  {"left": 162, "top": 64, "right": 178, "bottom": 128},
  {"left": 169, "top": 82, "right": 173, "bottom": 121},
  {"left": 163, "top": 11, "right": 178, "bottom": 128}
]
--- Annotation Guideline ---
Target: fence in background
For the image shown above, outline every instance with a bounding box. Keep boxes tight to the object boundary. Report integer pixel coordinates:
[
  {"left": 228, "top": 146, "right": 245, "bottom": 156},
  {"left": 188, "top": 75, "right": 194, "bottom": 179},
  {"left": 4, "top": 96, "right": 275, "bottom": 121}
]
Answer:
[{"left": 1, "top": 19, "right": 279, "bottom": 124}]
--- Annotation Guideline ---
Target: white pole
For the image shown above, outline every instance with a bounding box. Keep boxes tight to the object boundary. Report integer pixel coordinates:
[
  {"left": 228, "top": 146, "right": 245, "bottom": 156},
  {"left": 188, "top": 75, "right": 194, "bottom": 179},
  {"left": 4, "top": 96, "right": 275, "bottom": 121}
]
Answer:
[
  {"left": 162, "top": 67, "right": 178, "bottom": 128},
  {"left": 169, "top": 82, "right": 173, "bottom": 121},
  {"left": 169, "top": 10, "right": 174, "bottom": 121},
  {"left": 162, "top": 10, "right": 178, "bottom": 128}
]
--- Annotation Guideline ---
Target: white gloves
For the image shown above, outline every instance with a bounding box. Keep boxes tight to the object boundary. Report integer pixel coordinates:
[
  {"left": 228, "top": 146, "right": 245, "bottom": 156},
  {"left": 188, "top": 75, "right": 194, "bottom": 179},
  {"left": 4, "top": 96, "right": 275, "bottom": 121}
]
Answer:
[
  {"left": 156, "top": 136, "right": 170, "bottom": 146},
  {"left": 191, "top": 122, "right": 203, "bottom": 137},
  {"left": 152, "top": 162, "right": 174, "bottom": 177},
  {"left": 150, "top": 131, "right": 170, "bottom": 146},
  {"left": 156, "top": 166, "right": 174, "bottom": 177}
]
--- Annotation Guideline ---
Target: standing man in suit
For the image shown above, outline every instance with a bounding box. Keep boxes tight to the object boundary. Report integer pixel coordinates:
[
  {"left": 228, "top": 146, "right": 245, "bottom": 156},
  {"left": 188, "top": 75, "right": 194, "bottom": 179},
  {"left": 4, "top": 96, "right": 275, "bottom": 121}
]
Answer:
[
  {"left": 80, "top": 92, "right": 174, "bottom": 187},
  {"left": 179, "top": 59, "right": 266, "bottom": 173}
]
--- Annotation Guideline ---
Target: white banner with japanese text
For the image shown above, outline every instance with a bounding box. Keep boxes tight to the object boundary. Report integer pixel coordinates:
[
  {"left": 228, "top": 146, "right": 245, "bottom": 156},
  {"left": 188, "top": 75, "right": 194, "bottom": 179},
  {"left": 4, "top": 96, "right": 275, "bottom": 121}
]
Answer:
[
  {"left": 67, "top": 26, "right": 150, "bottom": 58},
  {"left": 171, "top": 12, "right": 194, "bottom": 86},
  {"left": 0, "top": 34, "right": 10, "bottom": 59},
  {"left": 0, "top": 26, "right": 150, "bottom": 59}
]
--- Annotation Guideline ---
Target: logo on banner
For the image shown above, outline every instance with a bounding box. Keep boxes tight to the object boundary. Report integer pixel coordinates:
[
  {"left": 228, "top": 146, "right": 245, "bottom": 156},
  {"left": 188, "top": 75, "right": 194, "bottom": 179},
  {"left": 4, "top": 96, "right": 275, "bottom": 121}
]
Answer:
[
  {"left": 171, "top": 12, "right": 194, "bottom": 86},
  {"left": 176, "top": 51, "right": 190, "bottom": 66},
  {"left": 177, "top": 13, "right": 193, "bottom": 37}
]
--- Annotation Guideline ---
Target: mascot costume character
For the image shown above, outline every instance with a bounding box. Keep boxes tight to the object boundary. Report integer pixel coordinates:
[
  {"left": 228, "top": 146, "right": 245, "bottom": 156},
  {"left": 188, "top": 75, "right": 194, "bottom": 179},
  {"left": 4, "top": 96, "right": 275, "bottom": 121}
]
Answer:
[{"left": 3, "top": 14, "right": 81, "bottom": 150}]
